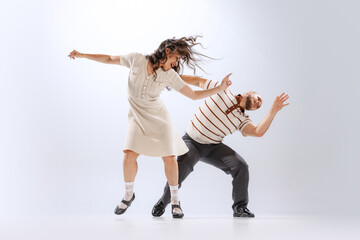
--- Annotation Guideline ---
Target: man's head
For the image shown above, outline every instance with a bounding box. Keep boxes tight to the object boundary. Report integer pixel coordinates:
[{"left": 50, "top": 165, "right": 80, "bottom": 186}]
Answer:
[{"left": 239, "top": 91, "right": 263, "bottom": 111}]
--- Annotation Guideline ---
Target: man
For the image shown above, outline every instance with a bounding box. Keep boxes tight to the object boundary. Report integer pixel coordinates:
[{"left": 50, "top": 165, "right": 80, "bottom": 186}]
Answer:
[{"left": 152, "top": 75, "right": 289, "bottom": 217}]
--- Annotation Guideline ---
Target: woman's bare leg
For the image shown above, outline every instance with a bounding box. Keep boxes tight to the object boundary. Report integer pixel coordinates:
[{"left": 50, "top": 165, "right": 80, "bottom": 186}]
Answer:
[
  {"left": 162, "top": 155, "right": 182, "bottom": 214},
  {"left": 118, "top": 150, "right": 139, "bottom": 209}
]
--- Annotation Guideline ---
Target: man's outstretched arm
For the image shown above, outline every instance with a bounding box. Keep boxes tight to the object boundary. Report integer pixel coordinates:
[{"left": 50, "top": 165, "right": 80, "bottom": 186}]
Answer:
[{"left": 242, "top": 93, "right": 289, "bottom": 137}]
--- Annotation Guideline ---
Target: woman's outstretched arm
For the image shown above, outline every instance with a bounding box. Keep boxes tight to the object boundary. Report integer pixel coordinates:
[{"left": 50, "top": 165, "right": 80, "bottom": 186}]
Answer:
[
  {"left": 68, "top": 50, "right": 121, "bottom": 65},
  {"left": 178, "top": 73, "right": 232, "bottom": 100},
  {"left": 180, "top": 75, "right": 207, "bottom": 89}
]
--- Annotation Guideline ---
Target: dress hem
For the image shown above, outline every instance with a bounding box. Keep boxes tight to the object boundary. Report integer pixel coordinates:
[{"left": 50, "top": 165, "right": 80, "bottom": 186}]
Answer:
[{"left": 122, "top": 147, "right": 188, "bottom": 157}]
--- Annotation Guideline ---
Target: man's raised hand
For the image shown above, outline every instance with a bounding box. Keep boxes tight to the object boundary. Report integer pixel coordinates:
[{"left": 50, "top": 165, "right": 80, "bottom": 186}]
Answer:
[{"left": 271, "top": 92, "right": 290, "bottom": 113}]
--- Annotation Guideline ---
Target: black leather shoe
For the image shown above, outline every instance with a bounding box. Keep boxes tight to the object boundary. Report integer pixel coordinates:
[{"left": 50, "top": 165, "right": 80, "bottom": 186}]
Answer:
[
  {"left": 114, "top": 193, "right": 135, "bottom": 215},
  {"left": 152, "top": 200, "right": 167, "bottom": 217},
  {"left": 233, "top": 206, "right": 255, "bottom": 218},
  {"left": 171, "top": 202, "right": 184, "bottom": 219}
]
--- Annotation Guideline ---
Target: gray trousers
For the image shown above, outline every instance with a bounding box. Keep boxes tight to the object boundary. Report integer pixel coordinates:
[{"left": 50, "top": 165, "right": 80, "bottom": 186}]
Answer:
[{"left": 159, "top": 133, "right": 249, "bottom": 210}]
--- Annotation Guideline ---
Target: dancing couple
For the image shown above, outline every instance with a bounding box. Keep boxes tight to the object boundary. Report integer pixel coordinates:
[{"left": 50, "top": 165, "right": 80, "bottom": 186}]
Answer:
[{"left": 69, "top": 36, "right": 289, "bottom": 218}]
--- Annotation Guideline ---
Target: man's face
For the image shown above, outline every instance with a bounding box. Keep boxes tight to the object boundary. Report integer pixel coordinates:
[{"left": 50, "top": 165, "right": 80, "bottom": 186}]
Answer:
[{"left": 245, "top": 92, "right": 262, "bottom": 111}]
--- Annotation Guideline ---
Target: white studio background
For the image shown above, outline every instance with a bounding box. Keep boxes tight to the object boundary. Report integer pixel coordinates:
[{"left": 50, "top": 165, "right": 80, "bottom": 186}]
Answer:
[{"left": 0, "top": 0, "right": 359, "bottom": 217}]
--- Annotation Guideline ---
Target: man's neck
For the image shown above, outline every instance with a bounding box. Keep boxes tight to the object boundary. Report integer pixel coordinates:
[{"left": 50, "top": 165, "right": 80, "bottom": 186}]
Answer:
[{"left": 236, "top": 95, "right": 246, "bottom": 111}]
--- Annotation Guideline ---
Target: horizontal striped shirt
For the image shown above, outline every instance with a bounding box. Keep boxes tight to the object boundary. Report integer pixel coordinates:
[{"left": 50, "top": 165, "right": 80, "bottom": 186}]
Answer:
[{"left": 186, "top": 79, "right": 252, "bottom": 144}]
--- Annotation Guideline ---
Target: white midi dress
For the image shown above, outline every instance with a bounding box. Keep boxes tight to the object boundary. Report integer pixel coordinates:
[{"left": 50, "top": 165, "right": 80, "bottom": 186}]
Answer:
[{"left": 120, "top": 53, "right": 189, "bottom": 157}]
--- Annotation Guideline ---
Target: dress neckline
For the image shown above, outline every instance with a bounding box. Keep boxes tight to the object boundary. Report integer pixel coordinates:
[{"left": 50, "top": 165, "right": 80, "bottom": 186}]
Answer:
[{"left": 145, "top": 59, "right": 155, "bottom": 78}]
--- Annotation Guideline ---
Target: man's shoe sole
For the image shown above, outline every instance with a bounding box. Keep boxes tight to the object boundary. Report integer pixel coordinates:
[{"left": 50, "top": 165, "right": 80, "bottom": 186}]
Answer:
[{"left": 233, "top": 213, "right": 255, "bottom": 218}]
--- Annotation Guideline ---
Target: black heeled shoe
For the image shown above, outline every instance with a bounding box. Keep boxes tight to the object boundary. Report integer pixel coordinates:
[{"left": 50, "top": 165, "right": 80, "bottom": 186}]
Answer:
[
  {"left": 171, "top": 202, "right": 184, "bottom": 219},
  {"left": 114, "top": 193, "right": 135, "bottom": 215}
]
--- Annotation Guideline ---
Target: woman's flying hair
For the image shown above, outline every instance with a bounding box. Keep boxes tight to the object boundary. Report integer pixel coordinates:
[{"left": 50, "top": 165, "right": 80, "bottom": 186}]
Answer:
[{"left": 146, "top": 35, "right": 211, "bottom": 80}]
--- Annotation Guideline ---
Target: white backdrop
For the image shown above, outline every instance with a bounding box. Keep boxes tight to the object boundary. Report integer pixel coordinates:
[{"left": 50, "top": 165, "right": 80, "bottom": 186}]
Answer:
[{"left": 0, "top": 0, "right": 359, "bottom": 217}]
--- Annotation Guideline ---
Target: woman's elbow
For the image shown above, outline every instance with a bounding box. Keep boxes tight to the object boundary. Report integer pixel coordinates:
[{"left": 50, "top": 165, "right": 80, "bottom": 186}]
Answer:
[
  {"left": 181, "top": 93, "right": 197, "bottom": 101},
  {"left": 104, "top": 57, "right": 112, "bottom": 64},
  {"left": 256, "top": 132, "right": 265, "bottom": 137},
  {"left": 106, "top": 56, "right": 120, "bottom": 65},
  {"left": 187, "top": 92, "right": 198, "bottom": 100}
]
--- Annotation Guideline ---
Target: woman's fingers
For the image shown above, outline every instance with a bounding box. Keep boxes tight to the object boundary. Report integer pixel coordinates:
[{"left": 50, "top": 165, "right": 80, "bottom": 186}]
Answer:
[
  {"left": 222, "top": 73, "right": 232, "bottom": 86},
  {"left": 223, "top": 73, "right": 232, "bottom": 80},
  {"left": 69, "top": 50, "right": 77, "bottom": 59}
]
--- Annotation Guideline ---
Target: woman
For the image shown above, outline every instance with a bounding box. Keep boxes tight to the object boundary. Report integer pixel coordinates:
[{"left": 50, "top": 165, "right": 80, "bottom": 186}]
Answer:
[{"left": 69, "top": 36, "right": 232, "bottom": 218}]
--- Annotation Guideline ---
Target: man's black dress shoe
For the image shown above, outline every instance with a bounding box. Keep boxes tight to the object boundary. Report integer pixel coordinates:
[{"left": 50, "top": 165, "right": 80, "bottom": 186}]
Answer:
[
  {"left": 233, "top": 206, "right": 255, "bottom": 218},
  {"left": 152, "top": 200, "right": 167, "bottom": 217},
  {"left": 114, "top": 193, "right": 135, "bottom": 215}
]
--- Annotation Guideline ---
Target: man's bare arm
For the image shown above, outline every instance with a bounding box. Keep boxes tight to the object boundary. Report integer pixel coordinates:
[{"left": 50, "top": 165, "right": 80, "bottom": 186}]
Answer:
[{"left": 242, "top": 93, "right": 289, "bottom": 137}]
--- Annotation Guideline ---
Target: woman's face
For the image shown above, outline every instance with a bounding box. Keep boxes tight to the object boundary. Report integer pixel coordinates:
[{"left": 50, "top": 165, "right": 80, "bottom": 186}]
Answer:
[{"left": 162, "top": 49, "right": 181, "bottom": 71}]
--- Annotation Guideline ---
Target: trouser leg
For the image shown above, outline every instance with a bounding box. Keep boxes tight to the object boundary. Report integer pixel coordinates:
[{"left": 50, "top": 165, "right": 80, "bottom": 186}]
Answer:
[{"left": 204, "top": 143, "right": 249, "bottom": 209}]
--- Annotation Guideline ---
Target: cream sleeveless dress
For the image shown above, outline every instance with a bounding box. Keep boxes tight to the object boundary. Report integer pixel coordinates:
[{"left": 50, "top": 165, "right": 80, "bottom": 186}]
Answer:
[{"left": 120, "top": 53, "right": 189, "bottom": 157}]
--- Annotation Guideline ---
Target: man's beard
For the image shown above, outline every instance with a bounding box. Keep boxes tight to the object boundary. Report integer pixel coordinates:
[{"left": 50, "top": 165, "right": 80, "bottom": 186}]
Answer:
[{"left": 245, "top": 95, "right": 253, "bottom": 110}]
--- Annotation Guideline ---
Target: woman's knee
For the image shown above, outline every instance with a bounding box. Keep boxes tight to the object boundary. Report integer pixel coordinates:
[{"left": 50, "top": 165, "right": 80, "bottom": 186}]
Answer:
[
  {"left": 162, "top": 155, "right": 176, "bottom": 162},
  {"left": 123, "top": 150, "right": 139, "bottom": 161},
  {"left": 162, "top": 156, "right": 178, "bottom": 169}
]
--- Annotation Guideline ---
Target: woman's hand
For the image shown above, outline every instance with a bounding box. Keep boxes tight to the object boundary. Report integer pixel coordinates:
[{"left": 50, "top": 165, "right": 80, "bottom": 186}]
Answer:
[
  {"left": 69, "top": 50, "right": 82, "bottom": 59},
  {"left": 219, "top": 73, "right": 232, "bottom": 91}
]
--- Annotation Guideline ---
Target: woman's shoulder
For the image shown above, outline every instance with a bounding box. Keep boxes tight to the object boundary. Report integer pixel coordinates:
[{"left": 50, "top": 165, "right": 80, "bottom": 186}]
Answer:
[
  {"left": 129, "top": 52, "right": 145, "bottom": 60},
  {"left": 126, "top": 53, "right": 147, "bottom": 67},
  {"left": 165, "top": 69, "right": 183, "bottom": 81},
  {"left": 122, "top": 52, "right": 145, "bottom": 61},
  {"left": 155, "top": 68, "right": 175, "bottom": 80},
  {"left": 162, "top": 68, "right": 178, "bottom": 77}
]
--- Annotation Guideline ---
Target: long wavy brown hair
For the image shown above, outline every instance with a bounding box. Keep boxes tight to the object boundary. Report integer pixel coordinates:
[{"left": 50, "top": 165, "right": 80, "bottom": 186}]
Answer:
[{"left": 146, "top": 35, "right": 210, "bottom": 80}]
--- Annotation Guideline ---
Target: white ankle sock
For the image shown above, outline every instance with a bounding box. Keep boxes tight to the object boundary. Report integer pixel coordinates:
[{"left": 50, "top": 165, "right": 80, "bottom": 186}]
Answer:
[
  {"left": 118, "top": 181, "right": 134, "bottom": 209},
  {"left": 169, "top": 185, "right": 179, "bottom": 205},
  {"left": 124, "top": 181, "right": 134, "bottom": 201}
]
